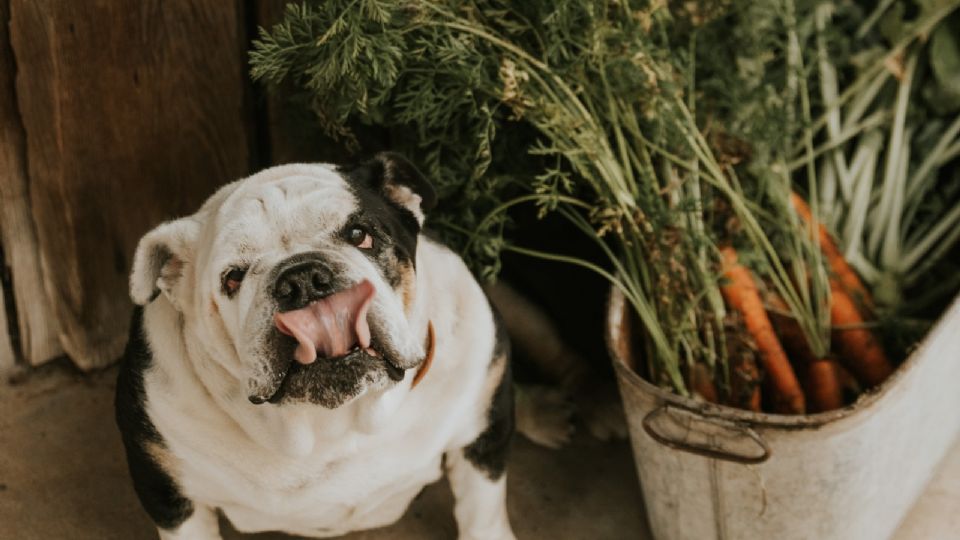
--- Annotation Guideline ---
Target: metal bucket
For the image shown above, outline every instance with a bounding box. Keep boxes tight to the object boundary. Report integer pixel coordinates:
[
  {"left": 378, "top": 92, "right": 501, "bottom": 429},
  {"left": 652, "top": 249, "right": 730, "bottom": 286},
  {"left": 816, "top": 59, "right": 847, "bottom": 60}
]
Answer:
[{"left": 606, "top": 287, "right": 960, "bottom": 540}]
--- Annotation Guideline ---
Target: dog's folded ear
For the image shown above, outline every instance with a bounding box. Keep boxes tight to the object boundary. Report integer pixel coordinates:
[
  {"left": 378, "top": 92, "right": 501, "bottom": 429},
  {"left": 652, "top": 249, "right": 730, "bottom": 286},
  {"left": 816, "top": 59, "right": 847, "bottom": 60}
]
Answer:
[
  {"left": 130, "top": 218, "right": 199, "bottom": 307},
  {"left": 370, "top": 152, "right": 437, "bottom": 225}
]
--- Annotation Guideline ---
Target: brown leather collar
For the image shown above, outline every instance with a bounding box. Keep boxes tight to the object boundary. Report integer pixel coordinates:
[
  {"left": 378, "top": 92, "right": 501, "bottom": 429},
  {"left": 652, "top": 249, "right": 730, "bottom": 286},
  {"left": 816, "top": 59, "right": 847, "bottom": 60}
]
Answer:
[{"left": 411, "top": 321, "right": 435, "bottom": 389}]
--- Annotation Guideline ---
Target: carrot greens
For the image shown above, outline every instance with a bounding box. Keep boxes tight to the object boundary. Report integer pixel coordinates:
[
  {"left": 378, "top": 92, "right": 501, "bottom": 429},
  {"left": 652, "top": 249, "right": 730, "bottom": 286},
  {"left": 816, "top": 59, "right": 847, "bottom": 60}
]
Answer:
[{"left": 252, "top": 0, "right": 960, "bottom": 410}]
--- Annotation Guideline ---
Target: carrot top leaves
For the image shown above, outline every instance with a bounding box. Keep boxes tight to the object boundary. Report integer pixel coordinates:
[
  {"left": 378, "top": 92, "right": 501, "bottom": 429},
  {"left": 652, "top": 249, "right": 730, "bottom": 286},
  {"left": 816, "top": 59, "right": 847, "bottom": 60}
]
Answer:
[{"left": 251, "top": 0, "right": 960, "bottom": 409}]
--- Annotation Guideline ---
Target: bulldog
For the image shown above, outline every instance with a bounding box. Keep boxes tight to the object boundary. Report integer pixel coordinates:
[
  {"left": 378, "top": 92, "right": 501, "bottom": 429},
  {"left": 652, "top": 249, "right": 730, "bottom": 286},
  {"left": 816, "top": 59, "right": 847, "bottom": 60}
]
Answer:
[{"left": 115, "top": 154, "right": 516, "bottom": 539}]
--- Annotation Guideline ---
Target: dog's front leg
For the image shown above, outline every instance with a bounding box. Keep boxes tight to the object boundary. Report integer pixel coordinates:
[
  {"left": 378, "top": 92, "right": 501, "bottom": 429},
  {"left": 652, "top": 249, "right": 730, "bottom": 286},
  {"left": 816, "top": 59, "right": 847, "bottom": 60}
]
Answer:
[
  {"left": 445, "top": 450, "right": 516, "bottom": 540},
  {"left": 157, "top": 505, "right": 220, "bottom": 540}
]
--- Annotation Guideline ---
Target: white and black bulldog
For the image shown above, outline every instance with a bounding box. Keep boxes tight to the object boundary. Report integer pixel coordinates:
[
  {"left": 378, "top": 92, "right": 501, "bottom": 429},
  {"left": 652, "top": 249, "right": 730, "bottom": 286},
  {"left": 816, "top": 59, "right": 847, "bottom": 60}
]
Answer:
[{"left": 115, "top": 153, "right": 516, "bottom": 539}]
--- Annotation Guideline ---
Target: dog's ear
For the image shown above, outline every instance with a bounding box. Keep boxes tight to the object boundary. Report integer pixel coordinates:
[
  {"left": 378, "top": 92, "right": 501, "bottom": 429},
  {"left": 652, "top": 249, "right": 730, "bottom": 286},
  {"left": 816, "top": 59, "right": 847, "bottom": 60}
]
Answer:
[
  {"left": 370, "top": 152, "right": 437, "bottom": 225},
  {"left": 130, "top": 218, "right": 199, "bottom": 307}
]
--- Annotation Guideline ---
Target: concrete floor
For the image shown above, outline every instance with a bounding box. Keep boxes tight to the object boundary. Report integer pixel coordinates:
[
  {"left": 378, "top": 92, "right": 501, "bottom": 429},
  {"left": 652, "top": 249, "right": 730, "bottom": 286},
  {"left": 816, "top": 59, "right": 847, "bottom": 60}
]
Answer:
[{"left": 0, "top": 362, "right": 956, "bottom": 540}]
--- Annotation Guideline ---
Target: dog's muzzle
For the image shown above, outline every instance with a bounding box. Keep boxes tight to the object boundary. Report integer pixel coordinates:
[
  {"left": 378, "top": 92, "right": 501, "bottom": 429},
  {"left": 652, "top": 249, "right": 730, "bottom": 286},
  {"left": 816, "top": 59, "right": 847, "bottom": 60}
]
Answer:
[{"left": 246, "top": 253, "right": 408, "bottom": 405}]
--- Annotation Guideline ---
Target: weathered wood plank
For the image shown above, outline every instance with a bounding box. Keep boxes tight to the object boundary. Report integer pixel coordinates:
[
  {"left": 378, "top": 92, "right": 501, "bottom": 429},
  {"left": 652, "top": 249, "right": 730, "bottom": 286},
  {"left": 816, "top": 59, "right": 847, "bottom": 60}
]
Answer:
[
  {"left": 0, "top": 0, "right": 64, "bottom": 366},
  {"left": 0, "top": 261, "right": 16, "bottom": 375},
  {"left": 10, "top": 0, "right": 253, "bottom": 369}
]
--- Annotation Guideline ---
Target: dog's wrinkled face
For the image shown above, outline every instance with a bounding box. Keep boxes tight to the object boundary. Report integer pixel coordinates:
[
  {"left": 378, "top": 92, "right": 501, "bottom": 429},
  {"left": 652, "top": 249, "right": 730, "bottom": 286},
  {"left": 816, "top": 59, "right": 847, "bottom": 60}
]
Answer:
[{"left": 129, "top": 154, "right": 437, "bottom": 408}]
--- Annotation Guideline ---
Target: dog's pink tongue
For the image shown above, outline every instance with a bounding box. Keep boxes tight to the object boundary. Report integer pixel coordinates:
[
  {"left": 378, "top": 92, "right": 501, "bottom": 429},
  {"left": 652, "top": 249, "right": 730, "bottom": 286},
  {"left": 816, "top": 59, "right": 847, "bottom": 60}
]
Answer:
[{"left": 274, "top": 280, "right": 375, "bottom": 365}]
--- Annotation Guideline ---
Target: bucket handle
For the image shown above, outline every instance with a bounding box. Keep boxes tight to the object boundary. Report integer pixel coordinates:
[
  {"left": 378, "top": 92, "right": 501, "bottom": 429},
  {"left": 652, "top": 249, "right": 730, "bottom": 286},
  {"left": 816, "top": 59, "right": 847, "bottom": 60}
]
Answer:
[{"left": 642, "top": 403, "right": 771, "bottom": 464}]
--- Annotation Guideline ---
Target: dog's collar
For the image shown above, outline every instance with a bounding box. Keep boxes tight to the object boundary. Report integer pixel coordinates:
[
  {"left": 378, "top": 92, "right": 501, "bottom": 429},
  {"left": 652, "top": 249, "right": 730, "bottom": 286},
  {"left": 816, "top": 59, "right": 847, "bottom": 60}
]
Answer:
[{"left": 411, "top": 321, "right": 435, "bottom": 389}]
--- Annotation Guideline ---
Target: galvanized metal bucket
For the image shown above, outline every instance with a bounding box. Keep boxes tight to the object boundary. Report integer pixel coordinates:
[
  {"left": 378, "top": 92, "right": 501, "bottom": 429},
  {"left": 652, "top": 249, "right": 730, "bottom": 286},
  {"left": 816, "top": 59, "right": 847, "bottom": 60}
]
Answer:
[{"left": 606, "top": 287, "right": 960, "bottom": 540}]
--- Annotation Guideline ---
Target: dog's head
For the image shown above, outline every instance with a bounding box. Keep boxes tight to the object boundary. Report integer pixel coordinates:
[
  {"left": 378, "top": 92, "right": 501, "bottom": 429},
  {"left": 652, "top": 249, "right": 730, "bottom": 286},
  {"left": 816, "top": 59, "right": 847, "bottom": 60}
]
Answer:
[{"left": 129, "top": 153, "right": 437, "bottom": 408}]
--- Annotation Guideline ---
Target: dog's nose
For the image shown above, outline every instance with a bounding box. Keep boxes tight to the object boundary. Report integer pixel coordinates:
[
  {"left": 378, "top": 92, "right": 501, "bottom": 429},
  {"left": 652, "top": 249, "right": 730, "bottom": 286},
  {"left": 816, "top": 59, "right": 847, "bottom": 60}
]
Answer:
[{"left": 273, "top": 260, "right": 333, "bottom": 312}]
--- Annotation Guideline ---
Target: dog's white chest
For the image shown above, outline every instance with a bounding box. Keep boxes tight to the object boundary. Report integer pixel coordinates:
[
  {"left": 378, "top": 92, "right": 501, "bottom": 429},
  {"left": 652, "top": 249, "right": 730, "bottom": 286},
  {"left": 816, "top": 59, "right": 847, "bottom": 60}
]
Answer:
[
  {"left": 172, "top": 409, "right": 447, "bottom": 536},
  {"left": 150, "top": 370, "right": 478, "bottom": 538},
  {"left": 220, "top": 451, "right": 441, "bottom": 537}
]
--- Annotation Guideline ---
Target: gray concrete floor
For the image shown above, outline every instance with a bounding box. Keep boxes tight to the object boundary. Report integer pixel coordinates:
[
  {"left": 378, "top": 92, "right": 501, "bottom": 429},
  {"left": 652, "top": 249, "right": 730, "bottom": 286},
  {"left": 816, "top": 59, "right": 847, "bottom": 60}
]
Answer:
[{"left": 0, "top": 362, "right": 956, "bottom": 539}]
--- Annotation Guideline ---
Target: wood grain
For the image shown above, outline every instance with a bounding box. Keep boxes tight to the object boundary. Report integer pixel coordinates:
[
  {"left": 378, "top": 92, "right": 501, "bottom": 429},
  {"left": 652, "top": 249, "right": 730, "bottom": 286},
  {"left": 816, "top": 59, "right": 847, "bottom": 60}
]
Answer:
[
  {"left": 0, "top": 274, "right": 15, "bottom": 374},
  {"left": 0, "top": 0, "right": 64, "bottom": 366},
  {"left": 10, "top": 0, "right": 253, "bottom": 369}
]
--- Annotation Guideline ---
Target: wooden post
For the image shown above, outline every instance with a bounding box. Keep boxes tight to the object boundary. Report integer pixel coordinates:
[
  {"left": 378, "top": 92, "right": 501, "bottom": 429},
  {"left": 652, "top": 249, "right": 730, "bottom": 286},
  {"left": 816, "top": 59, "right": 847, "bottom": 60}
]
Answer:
[
  {"left": 9, "top": 0, "right": 254, "bottom": 369},
  {"left": 0, "top": 0, "right": 63, "bottom": 366},
  {"left": 0, "top": 272, "right": 15, "bottom": 374}
]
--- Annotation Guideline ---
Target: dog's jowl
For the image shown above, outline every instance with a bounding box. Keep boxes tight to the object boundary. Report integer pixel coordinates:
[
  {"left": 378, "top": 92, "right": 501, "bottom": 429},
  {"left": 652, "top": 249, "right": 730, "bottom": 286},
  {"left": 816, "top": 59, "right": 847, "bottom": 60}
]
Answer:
[{"left": 115, "top": 154, "right": 516, "bottom": 540}]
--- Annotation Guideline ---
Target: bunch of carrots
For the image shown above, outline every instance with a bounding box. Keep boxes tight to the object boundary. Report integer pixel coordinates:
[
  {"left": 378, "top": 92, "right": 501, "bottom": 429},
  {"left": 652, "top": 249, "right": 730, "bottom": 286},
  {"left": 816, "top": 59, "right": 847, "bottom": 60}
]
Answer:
[{"left": 707, "top": 194, "right": 893, "bottom": 415}]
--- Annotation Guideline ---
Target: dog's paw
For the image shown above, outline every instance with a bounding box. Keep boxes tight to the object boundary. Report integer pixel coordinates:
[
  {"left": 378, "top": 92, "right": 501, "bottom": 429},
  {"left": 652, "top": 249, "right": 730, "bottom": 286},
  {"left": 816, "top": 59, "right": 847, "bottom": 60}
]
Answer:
[
  {"left": 578, "top": 392, "right": 628, "bottom": 441},
  {"left": 514, "top": 384, "right": 575, "bottom": 449}
]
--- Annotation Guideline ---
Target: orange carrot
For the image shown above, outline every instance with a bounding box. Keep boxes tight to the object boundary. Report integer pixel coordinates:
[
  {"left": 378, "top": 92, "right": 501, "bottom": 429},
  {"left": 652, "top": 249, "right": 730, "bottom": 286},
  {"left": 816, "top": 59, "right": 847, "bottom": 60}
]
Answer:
[
  {"left": 689, "top": 363, "right": 719, "bottom": 403},
  {"left": 765, "top": 293, "right": 815, "bottom": 360},
  {"left": 766, "top": 293, "right": 844, "bottom": 412},
  {"left": 804, "top": 359, "right": 845, "bottom": 413},
  {"left": 829, "top": 282, "right": 893, "bottom": 387},
  {"left": 720, "top": 247, "right": 806, "bottom": 414},
  {"left": 790, "top": 193, "right": 873, "bottom": 311},
  {"left": 790, "top": 194, "right": 892, "bottom": 388}
]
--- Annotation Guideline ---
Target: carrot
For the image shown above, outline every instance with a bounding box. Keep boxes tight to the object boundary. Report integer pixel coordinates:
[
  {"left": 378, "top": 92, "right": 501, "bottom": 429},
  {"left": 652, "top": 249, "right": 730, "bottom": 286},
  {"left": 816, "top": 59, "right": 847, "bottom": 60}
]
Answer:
[
  {"left": 766, "top": 293, "right": 844, "bottom": 412},
  {"left": 790, "top": 194, "right": 892, "bottom": 388},
  {"left": 790, "top": 193, "right": 873, "bottom": 311},
  {"left": 720, "top": 246, "right": 806, "bottom": 414},
  {"left": 804, "top": 359, "right": 845, "bottom": 412},
  {"left": 689, "top": 363, "right": 719, "bottom": 403},
  {"left": 747, "top": 375, "right": 762, "bottom": 411},
  {"left": 834, "top": 361, "right": 859, "bottom": 395},
  {"left": 765, "top": 293, "right": 815, "bottom": 360},
  {"left": 829, "top": 282, "right": 893, "bottom": 387}
]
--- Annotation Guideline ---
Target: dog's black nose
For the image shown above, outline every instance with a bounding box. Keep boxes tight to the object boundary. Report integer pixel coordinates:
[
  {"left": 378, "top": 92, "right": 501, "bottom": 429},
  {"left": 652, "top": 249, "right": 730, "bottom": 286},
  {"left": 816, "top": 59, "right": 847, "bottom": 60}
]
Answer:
[{"left": 273, "top": 258, "right": 333, "bottom": 312}]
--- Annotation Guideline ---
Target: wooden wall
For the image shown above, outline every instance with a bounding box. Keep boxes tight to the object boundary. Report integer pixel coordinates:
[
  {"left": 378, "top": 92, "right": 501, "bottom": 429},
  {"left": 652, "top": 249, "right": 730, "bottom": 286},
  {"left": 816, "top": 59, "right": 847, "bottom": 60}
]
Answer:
[
  {"left": 0, "top": 0, "right": 62, "bottom": 369},
  {"left": 0, "top": 1, "right": 325, "bottom": 371}
]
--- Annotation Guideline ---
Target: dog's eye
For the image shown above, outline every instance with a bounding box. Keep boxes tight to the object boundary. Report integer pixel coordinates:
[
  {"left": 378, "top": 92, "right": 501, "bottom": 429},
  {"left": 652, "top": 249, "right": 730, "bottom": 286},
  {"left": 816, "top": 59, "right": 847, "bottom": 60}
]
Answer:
[
  {"left": 347, "top": 226, "right": 374, "bottom": 250},
  {"left": 222, "top": 268, "right": 247, "bottom": 296}
]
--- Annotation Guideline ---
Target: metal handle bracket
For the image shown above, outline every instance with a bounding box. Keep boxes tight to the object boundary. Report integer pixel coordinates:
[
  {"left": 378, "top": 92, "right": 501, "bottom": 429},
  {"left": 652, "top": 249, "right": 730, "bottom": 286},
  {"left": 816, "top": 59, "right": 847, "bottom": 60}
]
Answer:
[{"left": 642, "top": 403, "right": 771, "bottom": 464}]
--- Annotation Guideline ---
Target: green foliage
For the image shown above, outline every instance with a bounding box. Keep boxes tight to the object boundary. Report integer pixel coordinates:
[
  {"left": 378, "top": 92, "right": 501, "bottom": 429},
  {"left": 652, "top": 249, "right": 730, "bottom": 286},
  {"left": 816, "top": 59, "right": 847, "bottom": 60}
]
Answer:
[
  {"left": 252, "top": 1, "right": 508, "bottom": 279},
  {"left": 786, "top": 0, "right": 960, "bottom": 321},
  {"left": 250, "top": 0, "right": 830, "bottom": 397},
  {"left": 251, "top": 0, "right": 960, "bottom": 400},
  {"left": 251, "top": 1, "right": 697, "bottom": 278}
]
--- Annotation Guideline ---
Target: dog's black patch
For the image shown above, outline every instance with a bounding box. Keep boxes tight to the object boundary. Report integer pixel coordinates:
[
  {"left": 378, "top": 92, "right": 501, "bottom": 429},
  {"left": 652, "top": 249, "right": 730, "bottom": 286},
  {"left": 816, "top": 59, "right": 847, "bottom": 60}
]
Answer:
[
  {"left": 338, "top": 153, "right": 434, "bottom": 288},
  {"left": 463, "top": 307, "right": 514, "bottom": 480},
  {"left": 115, "top": 307, "right": 194, "bottom": 530}
]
